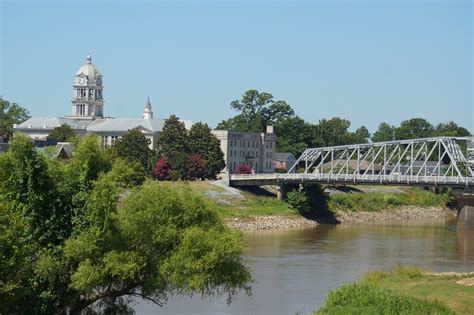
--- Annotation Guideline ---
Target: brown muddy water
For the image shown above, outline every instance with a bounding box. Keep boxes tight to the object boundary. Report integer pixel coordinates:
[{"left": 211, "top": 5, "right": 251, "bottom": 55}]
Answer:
[{"left": 134, "top": 217, "right": 474, "bottom": 314}]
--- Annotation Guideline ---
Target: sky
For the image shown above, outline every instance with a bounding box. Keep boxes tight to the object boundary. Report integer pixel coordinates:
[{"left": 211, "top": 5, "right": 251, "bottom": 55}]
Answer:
[{"left": 1, "top": 0, "right": 472, "bottom": 133}]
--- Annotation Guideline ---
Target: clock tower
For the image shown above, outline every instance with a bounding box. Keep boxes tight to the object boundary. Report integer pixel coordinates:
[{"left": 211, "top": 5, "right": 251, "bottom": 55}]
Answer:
[{"left": 71, "top": 54, "right": 104, "bottom": 119}]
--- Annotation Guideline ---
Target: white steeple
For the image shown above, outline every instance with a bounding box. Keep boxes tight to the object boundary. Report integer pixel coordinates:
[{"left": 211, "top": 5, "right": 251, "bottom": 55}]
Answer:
[{"left": 143, "top": 97, "right": 153, "bottom": 119}]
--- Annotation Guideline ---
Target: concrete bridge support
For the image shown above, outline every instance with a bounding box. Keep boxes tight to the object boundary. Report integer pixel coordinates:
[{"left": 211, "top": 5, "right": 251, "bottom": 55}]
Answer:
[
  {"left": 454, "top": 193, "right": 474, "bottom": 230},
  {"left": 276, "top": 184, "right": 288, "bottom": 201}
]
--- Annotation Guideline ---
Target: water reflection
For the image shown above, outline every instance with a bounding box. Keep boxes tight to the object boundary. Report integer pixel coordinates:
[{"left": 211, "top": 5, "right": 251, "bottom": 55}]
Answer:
[{"left": 135, "top": 218, "right": 474, "bottom": 315}]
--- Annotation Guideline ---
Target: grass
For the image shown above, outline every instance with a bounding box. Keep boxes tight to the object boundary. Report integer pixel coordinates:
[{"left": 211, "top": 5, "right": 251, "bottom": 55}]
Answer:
[
  {"left": 316, "top": 266, "right": 474, "bottom": 314},
  {"left": 186, "top": 181, "right": 297, "bottom": 218},
  {"left": 329, "top": 187, "right": 450, "bottom": 212},
  {"left": 184, "top": 181, "right": 450, "bottom": 218}
]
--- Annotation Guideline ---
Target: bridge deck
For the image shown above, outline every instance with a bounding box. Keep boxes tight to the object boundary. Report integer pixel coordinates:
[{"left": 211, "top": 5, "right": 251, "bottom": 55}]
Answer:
[{"left": 229, "top": 173, "right": 474, "bottom": 189}]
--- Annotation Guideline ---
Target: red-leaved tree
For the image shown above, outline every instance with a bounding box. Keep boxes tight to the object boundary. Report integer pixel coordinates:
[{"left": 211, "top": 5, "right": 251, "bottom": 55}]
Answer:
[
  {"left": 186, "top": 153, "right": 207, "bottom": 180},
  {"left": 153, "top": 157, "right": 173, "bottom": 180},
  {"left": 235, "top": 163, "right": 252, "bottom": 174}
]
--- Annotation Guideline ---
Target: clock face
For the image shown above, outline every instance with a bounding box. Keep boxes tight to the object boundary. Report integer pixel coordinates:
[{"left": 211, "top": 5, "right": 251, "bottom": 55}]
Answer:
[{"left": 78, "top": 77, "right": 86, "bottom": 85}]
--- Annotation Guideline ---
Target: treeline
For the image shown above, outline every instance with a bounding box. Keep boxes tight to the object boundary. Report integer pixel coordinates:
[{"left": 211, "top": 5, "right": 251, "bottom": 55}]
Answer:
[
  {"left": 50, "top": 115, "right": 225, "bottom": 180},
  {"left": 217, "top": 90, "right": 472, "bottom": 157}
]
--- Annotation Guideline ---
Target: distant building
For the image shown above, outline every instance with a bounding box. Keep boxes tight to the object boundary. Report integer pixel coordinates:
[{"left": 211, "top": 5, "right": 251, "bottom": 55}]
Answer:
[
  {"left": 212, "top": 126, "right": 276, "bottom": 174},
  {"left": 273, "top": 152, "right": 296, "bottom": 173},
  {"left": 15, "top": 55, "right": 192, "bottom": 149}
]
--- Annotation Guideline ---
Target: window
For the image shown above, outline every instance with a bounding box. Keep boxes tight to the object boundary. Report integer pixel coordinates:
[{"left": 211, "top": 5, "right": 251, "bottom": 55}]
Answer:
[
  {"left": 77, "top": 104, "right": 85, "bottom": 116},
  {"left": 111, "top": 136, "right": 118, "bottom": 144}
]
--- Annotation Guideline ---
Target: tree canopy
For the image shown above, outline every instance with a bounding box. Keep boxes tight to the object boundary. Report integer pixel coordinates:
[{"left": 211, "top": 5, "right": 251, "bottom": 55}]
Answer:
[
  {"left": 48, "top": 124, "right": 77, "bottom": 142},
  {"left": 0, "top": 133, "right": 251, "bottom": 314},
  {"left": 0, "top": 98, "right": 30, "bottom": 143},
  {"left": 113, "top": 128, "right": 152, "bottom": 173}
]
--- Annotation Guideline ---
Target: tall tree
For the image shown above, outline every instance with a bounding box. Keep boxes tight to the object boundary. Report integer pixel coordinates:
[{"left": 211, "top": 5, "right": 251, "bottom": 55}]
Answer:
[
  {"left": 275, "top": 116, "right": 313, "bottom": 157},
  {"left": 372, "top": 122, "right": 395, "bottom": 142},
  {"left": 48, "top": 124, "right": 76, "bottom": 142},
  {"left": 188, "top": 122, "right": 225, "bottom": 179},
  {"left": 0, "top": 98, "right": 30, "bottom": 143},
  {"left": 312, "top": 117, "right": 353, "bottom": 147},
  {"left": 216, "top": 89, "right": 294, "bottom": 132},
  {"left": 395, "top": 118, "right": 434, "bottom": 140},
  {"left": 155, "top": 115, "right": 189, "bottom": 157},
  {"left": 113, "top": 128, "right": 152, "bottom": 172}
]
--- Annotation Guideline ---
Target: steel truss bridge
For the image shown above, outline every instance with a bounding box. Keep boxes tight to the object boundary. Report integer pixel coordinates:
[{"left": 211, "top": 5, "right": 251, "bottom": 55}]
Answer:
[{"left": 229, "top": 137, "right": 474, "bottom": 190}]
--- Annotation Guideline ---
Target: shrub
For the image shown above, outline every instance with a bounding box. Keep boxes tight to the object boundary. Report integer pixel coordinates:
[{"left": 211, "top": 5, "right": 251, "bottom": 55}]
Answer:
[
  {"left": 186, "top": 153, "right": 206, "bottom": 180},
  {"left": 316, "top": 282, "right": 453, "bottom": 314},
  {"left": 235, "top": 163, "right": 252, "bottom": 174},
  {"left": 286, "top": 190, "right": 310, "bottom": 213},
  {"left": 153, "top": 157, "right": 172, "bottom": 180}
]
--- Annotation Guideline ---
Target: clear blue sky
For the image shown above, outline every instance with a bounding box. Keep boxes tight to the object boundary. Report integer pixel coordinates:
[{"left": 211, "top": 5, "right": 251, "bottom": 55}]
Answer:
[{"left": 1, "top": 0, "right": 472, "bottom": 133}]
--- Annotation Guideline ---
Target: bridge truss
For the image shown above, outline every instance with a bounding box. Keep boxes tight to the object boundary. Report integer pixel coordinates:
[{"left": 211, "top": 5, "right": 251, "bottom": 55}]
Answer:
[{"left": 285, "top": 137, "right": 474, "bottom": 188}]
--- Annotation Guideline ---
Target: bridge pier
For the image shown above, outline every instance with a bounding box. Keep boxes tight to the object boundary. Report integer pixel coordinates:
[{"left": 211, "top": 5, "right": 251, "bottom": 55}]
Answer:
[
  {"left": 276, "top": 183, "right": 288, "bottom": 201},
  {"left": 454, "top": 193, "right": 474, "bottom": 230}
]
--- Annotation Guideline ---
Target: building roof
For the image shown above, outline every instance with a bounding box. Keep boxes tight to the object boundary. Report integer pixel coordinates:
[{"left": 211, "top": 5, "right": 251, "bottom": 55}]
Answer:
[
  {"left": 274, "top": 152, "right": 296, "bottom": 161},
  {"left": 16, "top": 117, "right": 93, "bottom": 130},
  {"left": 16, "top": 117, "right": 194, "bottom": 135}
]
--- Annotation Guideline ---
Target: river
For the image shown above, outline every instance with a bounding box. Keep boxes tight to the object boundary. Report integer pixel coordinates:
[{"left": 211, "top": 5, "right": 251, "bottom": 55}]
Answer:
[{"left": 134, "top": 217, "right": 474, "bottom": 314}]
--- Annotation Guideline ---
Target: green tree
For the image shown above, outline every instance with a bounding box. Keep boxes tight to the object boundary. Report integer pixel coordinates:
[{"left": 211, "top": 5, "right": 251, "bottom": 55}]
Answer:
[
  {"left": 435, "top": 121, "right": 471, "bottom": 137},
  {"left": 0, "top": 97, "right": 30, "bottom": 143},
  {"left": 274, "top": 116, "right": 313, "bottom": 157},
  {"left": 372, "top": 122, "right": 395, "bottom": 142},
  {"left": 312, "top": 117, "right": 353, "bottom": 147},
  {"left": 0, "top": 137, "right": 251, "bottom": 313},
  {"left": 188, "top": 122, "right": 225, "bottom": 178},
  {"left": 155, "top": 115, "right": 190, "bottom": 157},
  {"left": 395, "top": 118, "right": 434, "bottom": 140},
  {"left": 48, "top": 124, "right": 77, "bottom": 142},
  {"left": 216, "top": 89, "right": 294, "bottom": 132},
  {"left": 113, "top": 128, "right": 153, "bottom": 173}
]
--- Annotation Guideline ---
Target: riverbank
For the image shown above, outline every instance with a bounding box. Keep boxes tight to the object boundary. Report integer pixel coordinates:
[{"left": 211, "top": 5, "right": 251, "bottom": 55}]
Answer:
[
  {"left": 315, "top": 267, "right": 474, "bottom": 314},
  {"left": 186, "top": 181, "right": 454, "bottom": 231}
]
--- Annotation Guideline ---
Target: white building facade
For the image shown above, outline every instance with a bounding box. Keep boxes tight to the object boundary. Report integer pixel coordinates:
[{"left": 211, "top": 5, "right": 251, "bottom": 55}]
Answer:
[
  {"left": 15, "top": 55, "right": 192, "bottom": 149},
  {"left": 212, "top": 126, "right": 276, "bottom": 174}
]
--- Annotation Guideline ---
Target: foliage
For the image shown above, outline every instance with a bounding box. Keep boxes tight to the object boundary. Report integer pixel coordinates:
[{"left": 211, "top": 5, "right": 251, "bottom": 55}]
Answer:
[
  {"left": 329, "top": 188, "right": 450, "bottom": 212},
  {"left": 48, "top": 124, "right": 76, "bottom": 142},
  {"left": 0, "top": 135, "right": 252, "bottom": 314},
  {"left": 153, "top": 157, "right": 173, "bottom": 181},
  {"left": 371, "top": 122, "right": 395, "bottom": 142},
  {"left": 286, "top": 184, "right": 330, "bottom": 215},
  {"left": 113, "top": 128, "right": 153, "bottom": 173},
  {"left": 274, "top": 116, "right": 313, "bottom": 157},
  {"left": 186, "top": 153, "right": 207, "bottom": 180},
  {"left": 395, "top": 118, "right": 434, "bottom": 140},
  {"left": 435, "top": 121, "right": 471, "bottom": 137},
  {"left": 216, "top": 89, "right": 294, "bottom": 132},
  {"left": 235, "top": 163, "right": 252, "bottom": 174},
  {"left": 188, "top": 122, "right": 225, "bottom": 179},
  {"left": 0, "top": 97, "right": 30, "bottom": 143},
  {"left": 286, "top": 190, "right": 310, "bottom": 213},
  {"left": 155, "top": 115, "right": 189, "bottom": 157},
  {"left": 315, "top": 282, "right": 453, "bottom": 314}
]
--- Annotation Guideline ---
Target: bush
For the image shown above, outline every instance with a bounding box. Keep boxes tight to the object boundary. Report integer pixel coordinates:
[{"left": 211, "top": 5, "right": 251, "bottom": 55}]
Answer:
[
  {"left": 235, "top": 163, "right": 252, "bottom": 174},
  {"left": 153, "top": 157, "right": 172, "bottom": 180},
  {"left": 286, "top": 190, "right": 310, "bottom": 213},
  {"left": 186, "top": 153, "right": 206, "bottom": 180},
  {"left": 316, "top": 282, "right": 453, "bottom": 314}
]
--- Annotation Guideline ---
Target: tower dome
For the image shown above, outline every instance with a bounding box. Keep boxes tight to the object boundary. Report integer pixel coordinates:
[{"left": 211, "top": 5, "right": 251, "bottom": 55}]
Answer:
[
  {"left": 71, "top": 54, "right": 104, "bottom": 119},
  {"left": 75, "top": 54, "right": 102, "bottom": 84}
]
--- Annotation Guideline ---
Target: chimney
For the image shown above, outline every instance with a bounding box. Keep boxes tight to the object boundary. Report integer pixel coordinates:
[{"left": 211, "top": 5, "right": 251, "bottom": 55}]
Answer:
[{"left": 266, "top": 125, "right": 274, "bottom": 134}]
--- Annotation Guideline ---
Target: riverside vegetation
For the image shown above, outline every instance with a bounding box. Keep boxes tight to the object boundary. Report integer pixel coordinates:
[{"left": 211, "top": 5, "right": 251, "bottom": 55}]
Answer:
[
  {"left": 315, "top": 266, "right": 474, "bottom": 314},
  {"left": 0, "top": 134, "right": 251, "bottom": 314}
]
